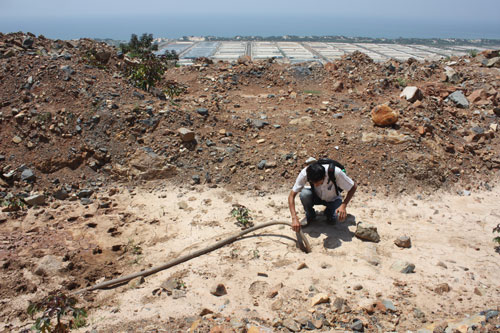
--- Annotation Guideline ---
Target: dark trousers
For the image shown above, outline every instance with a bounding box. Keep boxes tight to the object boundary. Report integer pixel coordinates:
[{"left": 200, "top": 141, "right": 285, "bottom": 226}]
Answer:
[{"left": 299, "top": 188, "right": 342, "bottom": 222}]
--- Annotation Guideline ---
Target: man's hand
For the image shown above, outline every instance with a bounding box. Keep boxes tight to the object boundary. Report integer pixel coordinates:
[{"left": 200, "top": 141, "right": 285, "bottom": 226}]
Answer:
[
  {"left": 291, "top": 216, "right": 301, "bottom": 232},
  {"left": 336, "top": 203, "right": 347, "bottom": 222}
]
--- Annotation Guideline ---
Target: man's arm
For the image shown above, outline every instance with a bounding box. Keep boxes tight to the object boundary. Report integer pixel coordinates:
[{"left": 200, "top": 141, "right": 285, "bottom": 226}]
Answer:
[
  {"left": 288, "top": 190, "right": 301, "bottom": 232},
  {"left": 336, "top": 182, "right": 357, "bottom": 221}
]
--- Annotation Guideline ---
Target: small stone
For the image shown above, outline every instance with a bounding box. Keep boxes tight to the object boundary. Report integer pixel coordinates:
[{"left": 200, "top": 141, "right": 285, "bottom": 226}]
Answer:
[
  {"left": 128, "top": 276, "right": 145, "bottom": 289},
  {"left": 177, "top": 128, "right": 195, "bottom": 142},
  {"left": 210, "top": 283, "right": 227, "bottom": 296},
  {"left": 394, "top": 236, "right": 412, "bottom": 248},
  {"left": 34, "top": 255, "right": 63, "bottom": 276},
  {"left": 282, "top": 318, "right": 300, "bottom": 332},
  {"left": 381, "top": 299, "right": 397, "bottom": 312},
  {"left": 53, "top": 189, "right": 69, "bottom": 200},
  {"left": 199, "top": 308, "right": 213, "bottom": 316},
  {"left": 12, "top": 136, "right": 22, "bottom": 144},
  {"left": 266, "top": 283, "right": 283, "bottom": 299},
  {"left": 434, "top": 283, "right": 451, "bottom": 295},
  {"left": 436, "top": 261, "right": 448, "bottom": 269},
  {"left": 444, "top": 66, "right": 460, "bottom": 83},
  {"left": 391, "top": 260, "right": 415, "bottom": 274},
  {"left": 311, "top": 293, "right": 330, "bottom": 306},
  {"left": 21, "top": 169, "right": 36, "bottom": 182},
  {"left": 332, "top": 297, "right": 346, "bottom": 312},
  {"left": 24, "top": 194, "right": 45, "bottom": 206},
  {"left": 400, "top": 86, "right": 423, "bottom": 103},
  {"left": 353, "top": 284, "right": 363, "bottom": 290},
  {"left": 257, "top": 160, "right": 267, "bottom": 170},
  {"left": 305, "top": 157, "right": 317, "bottom": 164},
  {"left": 271, "top": 298, "right": 283, "bottom": 311},
  {"left": 196, "top": 108, "right": 209, "bottom": 116},
  {"left": 350, "top": 319, "right": 364, "bottom": 332},
  {"left": 178, "top": 201, "right": 188, "bottom": 210},
  {"left": 77, "top": 189, "right": 93, "bottom": 198},
  {"left": 297, "top": 262, "right": 308, "bottom": 270},
  {"left": 447, "top": 91, "right": 469, "bottom": 108}
]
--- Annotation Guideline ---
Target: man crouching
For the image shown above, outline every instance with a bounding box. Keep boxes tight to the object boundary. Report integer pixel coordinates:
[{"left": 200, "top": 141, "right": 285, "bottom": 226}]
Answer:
[{"left": 288, "top": 160, "right": 357, "bottom": 232}]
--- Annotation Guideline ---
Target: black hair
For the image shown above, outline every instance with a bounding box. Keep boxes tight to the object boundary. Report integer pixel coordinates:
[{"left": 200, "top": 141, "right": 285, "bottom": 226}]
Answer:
[{"left": 306, "top": 163, "right": 325, "bottom": 183}]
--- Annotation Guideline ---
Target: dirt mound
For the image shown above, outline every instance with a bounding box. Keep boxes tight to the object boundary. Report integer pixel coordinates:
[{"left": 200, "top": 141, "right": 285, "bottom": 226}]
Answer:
[{"left": 1, "top": 32, "right": 500, "bottom": 331}]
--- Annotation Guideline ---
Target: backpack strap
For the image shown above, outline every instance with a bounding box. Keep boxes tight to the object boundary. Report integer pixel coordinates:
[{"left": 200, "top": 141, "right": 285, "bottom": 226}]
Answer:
[{"left": 327, "top": 163, "right": 340, "bottom": 196}]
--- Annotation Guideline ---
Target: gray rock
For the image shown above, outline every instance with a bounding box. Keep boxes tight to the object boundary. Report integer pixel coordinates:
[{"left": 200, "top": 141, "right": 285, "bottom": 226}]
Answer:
[
  {"left": 250, "top": 119, "right": 268, "bottom": 129},
  {"left": 196, "top": 108, "right": 208, "bottom": 116},
  {"left": 53, "top": 189, "right": 69, "bottom": 200},
  {"left": 21, "top": 169, "right": 35, "bottom": 182},
  {"left": 394, "top": 236, "right": 412, "bottom": 248},
  {"left": 60, "top": 65, "right": 75, "bottom": 76},
  {"left": 447, "top": 91, "right": 469, "bottom": 108},
  {"left": 22, "top": 36, "right": 34, "bottom": 48},
  {"left": 34, "top": 255, "right": 64, "bottom": 276},
  {"left": 257, "top": 160, "right": 267, "bottom": 170},
  {"left": 282, "top": 318, "right": 300, "bottom": 332},
  {"left": 133, "top": 91, "right": 145, "bottom": 100},
  {"left": 391, "top": 260, "right": 415, "bottom": 273},
  {"left": 350, "top": 319, "right": 364, "bottom": 332},
  {"left": 333, "top": 113, "right": 344, "bottom": 119},
  {"left": 381, "top": 299, "right": 397, "bottom": 312},
  {"left": 80, "top": 198, "right": 93, "bottom": 205},
  {"left": 354, "top": 222, "right": 380, "bottom": 242},
  {"left": 0, "top": 155, "right": 5, "bottom": 161},
  {"left": 192, "top": 175, "right": 201, "bottom": 184},
  {"left": 77, "top": 189, "right": 94, "bottom": 198},
  {"left": 24, "top": 194, "right": 45, "bottom": 206},
  {"left": 481, "top": 310, "right": 499, "bottom": 321},
  {"left": 471, "top": 126, "right": 484, "bottom": 135}
]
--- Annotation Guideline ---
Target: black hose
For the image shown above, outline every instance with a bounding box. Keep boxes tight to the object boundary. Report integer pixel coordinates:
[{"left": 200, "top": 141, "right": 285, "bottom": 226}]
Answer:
[{"left": 73, "top": 221, "right": 311, "bottom": 294}]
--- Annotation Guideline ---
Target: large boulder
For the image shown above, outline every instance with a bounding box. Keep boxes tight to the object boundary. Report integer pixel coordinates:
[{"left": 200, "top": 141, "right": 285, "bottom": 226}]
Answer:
[
  {"left": 354, "top": 222, "right": 381, "bottom": 242},
  {"left": 371, "top": 105, "right": 398, "bottom": 126}
]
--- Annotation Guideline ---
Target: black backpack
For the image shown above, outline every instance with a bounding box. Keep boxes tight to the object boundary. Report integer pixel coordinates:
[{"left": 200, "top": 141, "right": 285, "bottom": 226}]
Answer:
[{"left": 311, "top": 158, "right": 346, "bottom": 196}]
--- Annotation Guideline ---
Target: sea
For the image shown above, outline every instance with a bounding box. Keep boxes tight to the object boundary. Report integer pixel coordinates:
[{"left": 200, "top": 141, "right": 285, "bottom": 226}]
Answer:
[{"left": 1, "top": 15, "right": 499, "bottom": 40}]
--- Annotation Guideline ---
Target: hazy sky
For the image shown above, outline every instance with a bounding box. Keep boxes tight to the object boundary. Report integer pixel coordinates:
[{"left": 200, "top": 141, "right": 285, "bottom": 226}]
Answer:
[{"left": 1, "top": 0, "right": 499, "bottom": 39}]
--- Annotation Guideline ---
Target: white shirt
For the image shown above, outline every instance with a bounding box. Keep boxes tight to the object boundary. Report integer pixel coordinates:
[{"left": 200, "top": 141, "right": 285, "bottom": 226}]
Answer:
[{"left": 292, "top": 164, "right": 354, "bottom": 202}]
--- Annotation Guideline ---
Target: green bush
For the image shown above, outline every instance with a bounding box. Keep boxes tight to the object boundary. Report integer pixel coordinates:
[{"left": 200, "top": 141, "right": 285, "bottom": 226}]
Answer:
[
  {"left": 121, "top": 33, "right": 170, "bottom": 92},
  {"left": 231, "top": 204, "right": 254, "bottom": 229},
  {"left": 125, "top": 53, "right": 166, "bottom": 92}
]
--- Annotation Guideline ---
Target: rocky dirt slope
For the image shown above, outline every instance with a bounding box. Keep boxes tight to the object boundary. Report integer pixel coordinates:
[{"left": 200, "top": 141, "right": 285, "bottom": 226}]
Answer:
[{"left": 1, "top": 32, "right": 499, "bottom": 332}]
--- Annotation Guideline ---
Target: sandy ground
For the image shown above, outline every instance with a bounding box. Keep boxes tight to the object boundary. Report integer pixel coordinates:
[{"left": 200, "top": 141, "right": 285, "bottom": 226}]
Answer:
[
  {"left": 4, "top": 182, "right": 500, "bottom": 332},
  {"left": 53, "top": 181, "right": 499, "bottom": 332}
]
